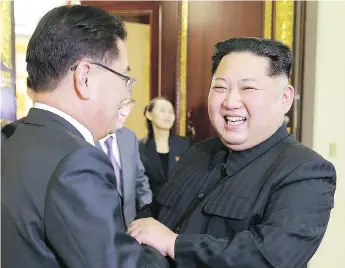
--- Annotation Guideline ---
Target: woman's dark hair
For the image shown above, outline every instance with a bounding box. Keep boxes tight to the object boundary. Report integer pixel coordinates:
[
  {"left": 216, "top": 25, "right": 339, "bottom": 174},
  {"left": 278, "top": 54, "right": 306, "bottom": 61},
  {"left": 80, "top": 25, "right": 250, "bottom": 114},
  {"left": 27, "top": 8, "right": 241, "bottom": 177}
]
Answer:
[{"left": 144, "top": 97, "right": 172, "bottom": 137}]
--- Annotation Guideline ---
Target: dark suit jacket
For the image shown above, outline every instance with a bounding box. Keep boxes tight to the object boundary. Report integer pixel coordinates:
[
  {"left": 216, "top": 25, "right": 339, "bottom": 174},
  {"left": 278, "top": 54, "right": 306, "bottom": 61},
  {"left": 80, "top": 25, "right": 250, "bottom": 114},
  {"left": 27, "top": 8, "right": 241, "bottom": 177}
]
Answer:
[
  {"left": 139, "top": 135, "right": 190, "bottom": 197},
  {"left": 139, "top": 125, "right": 336, "bottom": 268},
  {"left": 1, "top": 108, "right": 168, "bottom": 268},
  {"left": 1, "top": 117, "right": 26, "bottom": 140}
]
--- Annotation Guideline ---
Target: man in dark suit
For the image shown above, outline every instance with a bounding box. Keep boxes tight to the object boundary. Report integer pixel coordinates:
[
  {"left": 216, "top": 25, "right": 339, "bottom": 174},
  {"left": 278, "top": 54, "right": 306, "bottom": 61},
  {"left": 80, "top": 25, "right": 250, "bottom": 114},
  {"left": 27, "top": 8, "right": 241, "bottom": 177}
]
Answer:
[
  {"left": 1, "top": 117, "right": 25, "bottom": 140},
  {"left": 128, "top": 38, "right": 337, "bottom": 267},
  {"left": 1, "top": 5, "right": 167, "bottom": 268},
  {"left": 97, "top": 98, "right": 152, "bottom": 227}
]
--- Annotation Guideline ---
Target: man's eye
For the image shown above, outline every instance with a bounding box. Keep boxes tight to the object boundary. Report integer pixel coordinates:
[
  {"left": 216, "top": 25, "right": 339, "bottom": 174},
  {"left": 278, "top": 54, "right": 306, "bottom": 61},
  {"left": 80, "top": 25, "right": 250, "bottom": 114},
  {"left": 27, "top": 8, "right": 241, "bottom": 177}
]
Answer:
[{"left": 212, "top": 86, "right": 227, "bottom": 91}]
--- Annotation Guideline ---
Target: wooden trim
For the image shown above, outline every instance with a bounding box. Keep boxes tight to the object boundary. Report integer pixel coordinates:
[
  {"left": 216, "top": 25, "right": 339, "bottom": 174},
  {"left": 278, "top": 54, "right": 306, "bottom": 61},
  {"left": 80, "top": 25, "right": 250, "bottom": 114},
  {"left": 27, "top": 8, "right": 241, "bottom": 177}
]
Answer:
[
  {"left": 158, "top": 4, "right": 162, "bottom": 96},
  {"left": 175, "top": 2, "right": 182, "bottom": 135},
  {"left": 274, "top": 0, "right": 295, "bottom": 135},
  {"left": 176, "top": 0, "right": 188, "bottom": 136},
  {"left": 264, "top": 0, "right": 273, "bottom": 39},
  {"left": 300, "top": 1, "right": 318, "bottom": 147},
  {"left": 274, "top": 1, "right": 294, "bottom": 49},
  {"left": 292, "top": 1, "right": 306, "bottom": 141},
  {"left": 272, "top": 0, "right": 277, "bottom": 39}
]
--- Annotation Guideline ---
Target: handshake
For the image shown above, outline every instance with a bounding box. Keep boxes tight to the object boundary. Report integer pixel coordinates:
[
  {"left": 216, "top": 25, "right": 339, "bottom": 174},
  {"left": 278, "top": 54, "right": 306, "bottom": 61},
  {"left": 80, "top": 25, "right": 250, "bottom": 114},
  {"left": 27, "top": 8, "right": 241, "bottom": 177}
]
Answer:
[{"left": 128, "top": 217, "right": 178, "bottom": 260}]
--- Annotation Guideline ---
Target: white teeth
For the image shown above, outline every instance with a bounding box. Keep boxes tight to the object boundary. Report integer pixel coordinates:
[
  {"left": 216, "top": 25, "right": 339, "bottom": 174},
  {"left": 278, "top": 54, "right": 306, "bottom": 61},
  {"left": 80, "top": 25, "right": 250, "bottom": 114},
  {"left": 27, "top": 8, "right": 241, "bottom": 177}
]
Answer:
[
  {"left": 225, "top": 116, "right": 246, "bottom": 122},
  {"left": 227, "top": 121, "right": 243, "bottom": 125},
  {"left": 225, "top": 116, "right": 246, "bottom": 125}
]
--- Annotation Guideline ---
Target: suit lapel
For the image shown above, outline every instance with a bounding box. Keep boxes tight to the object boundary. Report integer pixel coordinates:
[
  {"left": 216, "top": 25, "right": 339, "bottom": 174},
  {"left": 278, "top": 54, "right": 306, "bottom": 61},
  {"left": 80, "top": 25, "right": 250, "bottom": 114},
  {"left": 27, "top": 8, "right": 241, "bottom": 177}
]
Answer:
[
  {"left": 144, "top": 137, "right": 166, "bottom": 180},
  {"left": 95, "top": 141, "right": 102, "bottom": 150},
  {"left": 116, "top": 130, "right": 130, "bottom": 201},
  {"left": 167, "top": 135, "right": 179, "bottom": 178}
]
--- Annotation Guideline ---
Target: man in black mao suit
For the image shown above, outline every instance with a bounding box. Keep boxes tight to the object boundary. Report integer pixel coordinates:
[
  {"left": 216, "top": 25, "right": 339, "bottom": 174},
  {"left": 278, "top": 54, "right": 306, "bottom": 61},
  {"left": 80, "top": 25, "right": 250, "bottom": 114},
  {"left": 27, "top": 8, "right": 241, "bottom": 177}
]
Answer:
[
  {"left": 128, "top": 38, "right": 337, "bottom": 268},
  {"left": 1, "top": 5, "right": 167, "bottom": 268}
]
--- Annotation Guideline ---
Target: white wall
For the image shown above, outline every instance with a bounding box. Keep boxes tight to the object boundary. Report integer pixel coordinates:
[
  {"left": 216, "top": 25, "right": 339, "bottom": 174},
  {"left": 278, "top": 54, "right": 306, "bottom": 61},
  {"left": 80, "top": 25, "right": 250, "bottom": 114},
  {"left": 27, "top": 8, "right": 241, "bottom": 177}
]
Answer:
[
  {"left": 302, "top": 1, "right": 345, "bottom": 267},
  {"left": 14, "top": 0, "right": 67, "bottom": 35}
]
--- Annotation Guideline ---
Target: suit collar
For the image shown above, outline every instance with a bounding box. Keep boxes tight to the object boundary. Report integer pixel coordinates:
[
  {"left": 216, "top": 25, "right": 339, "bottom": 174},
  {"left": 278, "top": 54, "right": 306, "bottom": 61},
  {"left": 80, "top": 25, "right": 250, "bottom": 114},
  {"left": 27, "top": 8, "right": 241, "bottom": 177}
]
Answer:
[
  {"left": 31, "top": 103, "right": 94, "bottom": 145},
  {"left": 25, "top": 108, "right": 85, "bottom": 141}
]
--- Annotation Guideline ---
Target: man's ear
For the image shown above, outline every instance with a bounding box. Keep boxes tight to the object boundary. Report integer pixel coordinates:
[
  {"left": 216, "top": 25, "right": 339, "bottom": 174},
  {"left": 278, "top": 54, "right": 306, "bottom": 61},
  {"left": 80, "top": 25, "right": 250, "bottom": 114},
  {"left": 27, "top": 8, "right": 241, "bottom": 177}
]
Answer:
[
  {"left": 282, "top": 85, "right": 294, "bottom": 114},
  {"left": 73, "top": 62, "right": 92, "bottom": 100}
]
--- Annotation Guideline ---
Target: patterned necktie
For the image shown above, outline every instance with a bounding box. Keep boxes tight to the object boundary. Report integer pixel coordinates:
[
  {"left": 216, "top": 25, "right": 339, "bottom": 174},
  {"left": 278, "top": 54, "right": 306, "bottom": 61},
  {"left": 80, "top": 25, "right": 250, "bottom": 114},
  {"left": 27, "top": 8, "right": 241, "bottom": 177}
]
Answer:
[{"left": 104, "top": 136, "right": 123, "bottom": 196}]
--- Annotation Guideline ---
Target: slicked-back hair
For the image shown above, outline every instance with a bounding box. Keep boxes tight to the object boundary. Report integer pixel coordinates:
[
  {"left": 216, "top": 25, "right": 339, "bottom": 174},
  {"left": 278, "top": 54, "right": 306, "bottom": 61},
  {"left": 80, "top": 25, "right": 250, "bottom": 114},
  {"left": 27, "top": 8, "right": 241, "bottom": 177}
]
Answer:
[
  {"left": 212, "top": 37, "right": 293, "bottom": 78},
  {"left": 26, "top": 5, "right": 127, "bottom": 92}
]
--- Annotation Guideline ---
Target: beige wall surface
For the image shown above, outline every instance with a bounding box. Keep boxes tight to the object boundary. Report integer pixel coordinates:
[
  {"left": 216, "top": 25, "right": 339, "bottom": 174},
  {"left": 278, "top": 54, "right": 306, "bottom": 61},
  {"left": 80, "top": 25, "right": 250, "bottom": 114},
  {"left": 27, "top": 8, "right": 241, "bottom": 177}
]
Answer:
[
  {"left": 303, "top": 1, "right": 345, "bottom": 267},
  {"left": 123, "top": 21, "right": 151, "bottom": 140}
]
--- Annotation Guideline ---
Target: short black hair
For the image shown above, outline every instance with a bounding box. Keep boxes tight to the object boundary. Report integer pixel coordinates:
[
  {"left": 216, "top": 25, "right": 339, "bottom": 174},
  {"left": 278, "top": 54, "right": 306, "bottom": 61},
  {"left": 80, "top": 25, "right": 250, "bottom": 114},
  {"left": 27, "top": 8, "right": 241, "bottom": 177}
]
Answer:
[
  {"left": 212, "top": 37, "right": 293, "bottom": 78},
  {"left": 26, "top": 5, "right": 127, "bottom": 92}
]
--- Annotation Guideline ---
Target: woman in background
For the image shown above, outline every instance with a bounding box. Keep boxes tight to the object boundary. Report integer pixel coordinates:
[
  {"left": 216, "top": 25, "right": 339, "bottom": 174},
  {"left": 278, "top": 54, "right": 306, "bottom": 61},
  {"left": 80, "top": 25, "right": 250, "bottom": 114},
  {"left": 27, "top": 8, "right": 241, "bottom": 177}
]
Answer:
[{"left": 139, "top": 97, "right": 190, "bottom": 197}]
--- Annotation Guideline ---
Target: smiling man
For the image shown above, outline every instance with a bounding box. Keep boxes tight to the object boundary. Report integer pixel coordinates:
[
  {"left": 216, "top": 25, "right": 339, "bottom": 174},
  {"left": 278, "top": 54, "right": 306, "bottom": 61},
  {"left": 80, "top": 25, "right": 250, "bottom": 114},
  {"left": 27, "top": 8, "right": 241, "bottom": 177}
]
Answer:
[{"left": 128, "top": 38, "right": 337, "bottom": 268}]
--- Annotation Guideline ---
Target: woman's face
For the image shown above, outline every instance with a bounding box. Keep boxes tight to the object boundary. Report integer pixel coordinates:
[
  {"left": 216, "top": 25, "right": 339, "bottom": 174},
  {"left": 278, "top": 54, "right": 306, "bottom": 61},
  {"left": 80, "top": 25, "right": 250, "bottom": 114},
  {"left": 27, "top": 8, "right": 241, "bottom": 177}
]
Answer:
[{"left": 148, "top": 99, "right": 175, "bottom": 130}]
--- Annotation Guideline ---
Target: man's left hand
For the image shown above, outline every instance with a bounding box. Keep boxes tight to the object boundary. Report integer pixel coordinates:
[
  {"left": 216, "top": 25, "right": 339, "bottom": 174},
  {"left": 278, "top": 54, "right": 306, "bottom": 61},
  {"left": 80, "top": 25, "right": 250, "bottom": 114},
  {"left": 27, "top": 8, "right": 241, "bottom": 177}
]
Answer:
[{"left": 127, "top": 217, "right": 178, "bottom": 259}]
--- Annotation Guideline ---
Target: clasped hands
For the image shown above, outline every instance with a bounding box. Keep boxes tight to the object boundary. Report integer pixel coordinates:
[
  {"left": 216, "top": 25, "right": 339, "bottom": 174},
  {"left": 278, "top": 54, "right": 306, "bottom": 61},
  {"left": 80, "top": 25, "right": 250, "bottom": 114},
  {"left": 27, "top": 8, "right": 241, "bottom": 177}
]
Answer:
[{"left": 127, "top": 217, "right": 178, "bottom": 259}]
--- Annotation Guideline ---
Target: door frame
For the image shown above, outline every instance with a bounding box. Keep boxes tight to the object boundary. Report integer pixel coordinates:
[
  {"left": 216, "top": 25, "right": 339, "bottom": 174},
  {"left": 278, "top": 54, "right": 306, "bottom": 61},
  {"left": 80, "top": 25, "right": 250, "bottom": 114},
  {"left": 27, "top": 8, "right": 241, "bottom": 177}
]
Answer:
[{"left": 80, "top": 1, "right": 161, "bottom": 99}]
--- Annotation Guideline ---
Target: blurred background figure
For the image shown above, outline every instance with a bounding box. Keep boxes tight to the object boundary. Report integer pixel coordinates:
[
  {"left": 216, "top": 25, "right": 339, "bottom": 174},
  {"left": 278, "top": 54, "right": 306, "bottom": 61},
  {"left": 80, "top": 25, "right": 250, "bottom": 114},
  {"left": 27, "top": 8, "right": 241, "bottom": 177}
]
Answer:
[
  {"left": 97, "top": 98, "right": 152, "bottom": 227},
  {"left": 1, "top": 77, "right": 32, "bottom": 141},
  {"left": 139, "top": 97, "right": 190, "bottom": 197}
]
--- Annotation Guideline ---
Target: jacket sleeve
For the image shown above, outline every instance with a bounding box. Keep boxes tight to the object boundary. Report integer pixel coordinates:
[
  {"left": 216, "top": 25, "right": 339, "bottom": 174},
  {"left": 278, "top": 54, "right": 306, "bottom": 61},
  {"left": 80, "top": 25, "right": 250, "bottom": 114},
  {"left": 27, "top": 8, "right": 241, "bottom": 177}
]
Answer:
[
  {"left": 45, "top": 146, "right": 168, "bottom": 268},
  {"left": 134, "top": 136, "right": 153, "bottom": 209},
  {"left": 174, "top": 159, "right": 336, "bottom": 268}
]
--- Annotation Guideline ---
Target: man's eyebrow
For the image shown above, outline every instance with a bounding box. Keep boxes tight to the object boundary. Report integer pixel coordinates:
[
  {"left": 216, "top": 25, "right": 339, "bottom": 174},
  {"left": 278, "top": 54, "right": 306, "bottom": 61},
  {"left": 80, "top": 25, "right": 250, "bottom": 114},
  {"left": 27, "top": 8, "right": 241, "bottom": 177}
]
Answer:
[
  {"left": 240, "top": 77, "right": 258, "bottom": 82},
  {"left": 213, "top": 77, "right": 229, "bottom": 82}
]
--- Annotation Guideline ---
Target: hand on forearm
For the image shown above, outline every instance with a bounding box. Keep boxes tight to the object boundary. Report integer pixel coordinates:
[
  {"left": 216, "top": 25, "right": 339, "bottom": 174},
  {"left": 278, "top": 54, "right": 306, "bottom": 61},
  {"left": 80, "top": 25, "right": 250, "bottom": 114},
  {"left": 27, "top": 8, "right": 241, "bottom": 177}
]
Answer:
[{"left": 127, "top": 217, "right": 177, "bottom": 258}]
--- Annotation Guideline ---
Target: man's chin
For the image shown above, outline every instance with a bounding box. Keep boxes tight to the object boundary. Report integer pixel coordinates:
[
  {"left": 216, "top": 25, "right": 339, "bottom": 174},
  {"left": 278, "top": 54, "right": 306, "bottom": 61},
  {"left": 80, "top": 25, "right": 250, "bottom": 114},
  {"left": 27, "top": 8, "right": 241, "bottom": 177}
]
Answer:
[{"left": 220, "top": 133, "right": 248, "bottom": 150}]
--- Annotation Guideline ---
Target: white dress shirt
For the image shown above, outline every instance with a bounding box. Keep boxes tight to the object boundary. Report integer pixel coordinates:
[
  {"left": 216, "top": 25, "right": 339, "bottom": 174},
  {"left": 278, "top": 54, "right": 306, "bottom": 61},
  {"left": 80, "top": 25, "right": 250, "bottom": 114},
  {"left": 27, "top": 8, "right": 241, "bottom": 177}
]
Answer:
[
  {"left": 98, "top": 133, "right": 122, "bottom": 168},
  {"left": 33, "top": 102, "right": 95, "bottom": 146}
]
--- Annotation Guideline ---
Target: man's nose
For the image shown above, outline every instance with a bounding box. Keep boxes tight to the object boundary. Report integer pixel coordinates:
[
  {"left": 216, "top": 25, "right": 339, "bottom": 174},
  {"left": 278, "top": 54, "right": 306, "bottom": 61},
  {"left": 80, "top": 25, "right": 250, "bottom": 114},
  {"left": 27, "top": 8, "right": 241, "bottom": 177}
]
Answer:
[{"left": 222, "top": 89, "right": 242, "bottom": 109}]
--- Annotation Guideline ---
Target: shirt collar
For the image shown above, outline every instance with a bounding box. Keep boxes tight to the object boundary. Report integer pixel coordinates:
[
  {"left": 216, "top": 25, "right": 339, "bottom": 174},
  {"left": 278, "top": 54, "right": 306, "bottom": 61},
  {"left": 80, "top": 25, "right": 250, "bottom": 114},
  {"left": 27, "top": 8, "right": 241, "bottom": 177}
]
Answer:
[
  {"left": 208, "top": 123, "right": 289, "bottom": 174},
  {"left": 99, "top": 132, "right": 117, "bottom": 145},
  {"left": 224, "top": 123, "right": 289, "bottom": 176},
  {"left": 33, "top": 102, "right": 95, "bottom": 146}
]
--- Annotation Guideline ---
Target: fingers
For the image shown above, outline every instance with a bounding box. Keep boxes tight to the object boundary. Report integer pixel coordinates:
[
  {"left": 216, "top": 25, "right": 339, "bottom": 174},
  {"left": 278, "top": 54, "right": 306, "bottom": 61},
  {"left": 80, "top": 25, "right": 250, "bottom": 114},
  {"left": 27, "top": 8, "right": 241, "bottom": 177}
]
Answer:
[
  {"left": 133, "top": 232, "right": 147, "bottom": 245},
  {"left": 128, "top": 226, "right": 141, "bottom": 238},
  {"left": 127, "top": 222, "right": 140, "bottom": 234}
]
